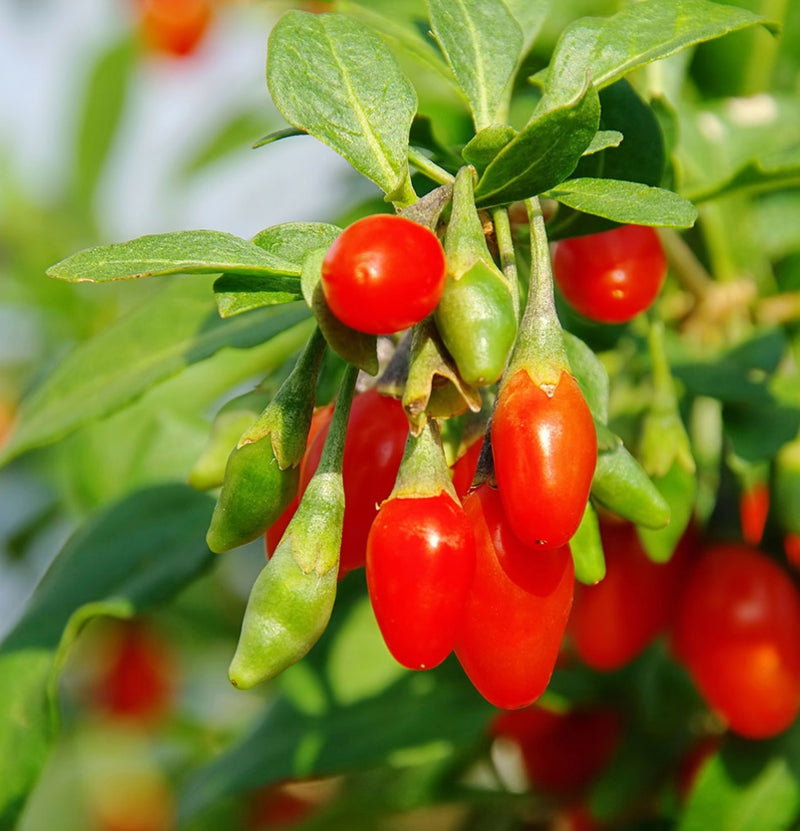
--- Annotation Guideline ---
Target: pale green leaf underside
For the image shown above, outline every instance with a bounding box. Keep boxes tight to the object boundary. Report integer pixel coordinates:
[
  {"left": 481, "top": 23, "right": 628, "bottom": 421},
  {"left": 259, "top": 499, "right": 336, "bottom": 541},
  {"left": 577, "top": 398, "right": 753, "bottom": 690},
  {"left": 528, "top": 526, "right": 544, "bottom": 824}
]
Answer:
[
  {"left": 546, "top": 178, "right": 697, "bottom": 228},
  {"left": 0, "top": 279, "right": 309, "bottom": 463},
  {"left": 267, "top": 10, "right": 417, "bottom": 198},
  {"left": 46, "top": 230, "right": 300, "bottom": 283},
  {"left": 538, "top": 0, "right": 778, "bottom": 110},
  {"left": 428, "top": 0, "right": 523, "bottom": 130}
]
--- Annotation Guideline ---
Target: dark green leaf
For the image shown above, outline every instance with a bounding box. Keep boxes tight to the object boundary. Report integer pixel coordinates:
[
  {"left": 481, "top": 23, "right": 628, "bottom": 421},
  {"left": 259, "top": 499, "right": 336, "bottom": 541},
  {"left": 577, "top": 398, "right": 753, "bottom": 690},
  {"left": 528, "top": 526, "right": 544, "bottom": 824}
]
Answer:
[
  {"left": 680, "top": 726, "right": 800, "bottom": 831},
  {"left": 0, "top": 278, "right": 309, "bottom": 463},
  {"left": 178, "top": 659, "right": 491, "bottom": 824},
  {"left": 724, "top": 398, "right": 800, "bottom": 462},
  {"left": 473, "top": 79, "right": 600, "bottom": 207},
  {"left": 2, "top": 484, "right": 215, "bottom": 651},
  {"left": 267, "top": 11, "right": 417, "bottom": 203},
  {"left": 46, "top": 230, "right": 301, "bottom": 283},
  {"left": 428, "top": 0, "right": 523, "bottom": 130},
  {"left": 548, "top": 80, "right": 668, "bottom": 239},
  {"left": 213, "top": 275, "right": 303, "bottom": 318},
  {"left": 538, "top": 0, "right": 778, "bottom": 111},
  {"left": 545, "top": 178, "right": 697, "bottom": 228}
]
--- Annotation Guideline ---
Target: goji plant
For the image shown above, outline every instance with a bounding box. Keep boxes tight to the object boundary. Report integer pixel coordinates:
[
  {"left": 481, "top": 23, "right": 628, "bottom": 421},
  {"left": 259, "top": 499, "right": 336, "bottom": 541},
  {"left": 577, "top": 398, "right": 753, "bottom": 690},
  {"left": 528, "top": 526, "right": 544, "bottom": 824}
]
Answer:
[{"left": 2, "top": 1, "right": 800, "bottom": 829}]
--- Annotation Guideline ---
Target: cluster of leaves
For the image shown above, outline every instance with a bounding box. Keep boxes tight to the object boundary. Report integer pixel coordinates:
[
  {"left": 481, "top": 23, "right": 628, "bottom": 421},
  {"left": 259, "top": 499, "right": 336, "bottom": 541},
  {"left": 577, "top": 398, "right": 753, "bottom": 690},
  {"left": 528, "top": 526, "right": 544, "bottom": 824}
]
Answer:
[{"left": 3, "top": 1, "right": 800, "bottom": 830}]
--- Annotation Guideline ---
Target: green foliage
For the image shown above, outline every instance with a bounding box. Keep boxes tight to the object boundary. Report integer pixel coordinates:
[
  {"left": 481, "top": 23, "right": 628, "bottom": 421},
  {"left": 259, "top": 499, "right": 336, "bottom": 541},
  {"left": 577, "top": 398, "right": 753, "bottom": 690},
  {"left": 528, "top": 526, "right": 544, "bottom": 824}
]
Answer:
[{"left": 3, "top": 0, "right": 800, "bottom": 828}]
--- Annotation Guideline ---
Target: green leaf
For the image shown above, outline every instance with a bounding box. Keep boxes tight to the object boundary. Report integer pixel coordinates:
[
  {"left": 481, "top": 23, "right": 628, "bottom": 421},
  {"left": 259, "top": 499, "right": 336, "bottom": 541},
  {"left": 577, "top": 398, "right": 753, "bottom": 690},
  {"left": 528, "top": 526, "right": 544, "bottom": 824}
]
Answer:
[
  {"left": 538, "top": 0, "right": 778, "bottom": 110},
  {"left": 178, "top": 660, "right": 491, "bottom": 824},
  {"left": 680, "top": 728, "right": 800, "bottom": 831},
  {"left": 180, "top": 111, "right": 276, "bottom": 177},
  {"left": 71, "top": 34, "right": 136, "bottom": 221},
  {"left": 685, "top": 155, "right": 800, "bottom": 204},
  {"left": 461, "top": 124, "right": 517, "bottom": 175},
  {"left": 0, "top": 278, "right": 309, "bottom": 463},
  {"left": 0, "top": 650, "right": 54, "bottom": 831},
  {"left": 46, "top": 230, "right": 301, "bottom": 284},
  {"left": 545, "top": 178, "right": 697, "bottom": 228},
  {"left": 212, "top": 275, "right": 303, "bottom": 318},
  {"left": 503, "top": 0, "right": 552, "bottom": 56},
  {"left": 427, "top": 0, "right": 523, "bottom": 130},
  {"left": 2, "top": 484, "right": 215, "bottom": 652},
  {"left": 473, "top": 79, "right": 600, "bottom": 208},
  {"left": 252, "top": 222, "right": 342, "bottom": 271},
  {"left": 267, "top": 10, "right": 417, "bottom": 203},
  {"left": 563, "top": 331, "right": 609, "bottom": 424},
  {"left": 583, "top": 130, "right": 623, "bottom": 156}
]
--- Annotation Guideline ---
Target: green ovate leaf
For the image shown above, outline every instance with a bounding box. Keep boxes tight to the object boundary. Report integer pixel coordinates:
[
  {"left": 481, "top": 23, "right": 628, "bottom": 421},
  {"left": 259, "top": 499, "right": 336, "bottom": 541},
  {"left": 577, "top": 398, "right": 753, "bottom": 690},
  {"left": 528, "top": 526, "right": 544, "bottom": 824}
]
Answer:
[
  {"left": 267, "top": 10, "right": 417, "bottom": 204},
  {"left": 680, "top": 728, "right": 800, "bottom": 831},
  {"left": 0, "top": 278, "right": 309, "bottom": 463},
  {"left": 46, "top": 230, "right": 302, "bottom": 283},
  {"left": 427, "top": 0, "right": 523, "bottom": 130},
  {"left": 563, "top": 331, "right": 609, "bottom": 424},
  {"left": 545, "top": 178, "right": 698, "bottom": 228},
  {"left": 538, "top": 0, "right": 778, "bottom": 110},
  {"left": 503, "top": 0, "right": 552, "bottom": 56},
  {"left": 0, "top": 485, "right": 215, "bottom": 827},
  {"left": 213, "top": 222, "right": 342, "bottom": 317},
  {"left": 473, "top": 79, "right": 600, "bottom": 208},
  {"left": 2, "top": 484, "right": 216, "bottom": 651},
  {"left": 461, "top": 124, "right": 517, "bottom": 175},
  {"left": 686, "top": 155, "right": 800, "bottom": 204},
  {"left": 583, "top": 130, "right": 623, "bottom": 156}
]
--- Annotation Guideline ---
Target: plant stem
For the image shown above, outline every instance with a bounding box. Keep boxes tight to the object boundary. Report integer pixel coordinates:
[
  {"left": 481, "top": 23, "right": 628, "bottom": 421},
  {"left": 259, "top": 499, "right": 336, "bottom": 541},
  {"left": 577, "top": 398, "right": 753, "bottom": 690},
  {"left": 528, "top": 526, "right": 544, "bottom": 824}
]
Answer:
[
  {"left": 407, "top": 147, "right": 455, "bottom": 186},
  {"left": 491, "top": 207, "right": 520, "bottom": 319}
]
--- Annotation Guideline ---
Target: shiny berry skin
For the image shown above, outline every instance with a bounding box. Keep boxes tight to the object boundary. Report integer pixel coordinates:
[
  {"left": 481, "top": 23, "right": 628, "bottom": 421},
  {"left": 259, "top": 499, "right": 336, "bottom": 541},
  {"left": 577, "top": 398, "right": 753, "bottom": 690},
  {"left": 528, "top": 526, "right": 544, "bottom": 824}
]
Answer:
[
  {"left": 300, "top": 389, "right": 408, "bottom": 576},
  {"left": 320, "top": 214, "right": 446, "bottom": 335},
  {"left": 137, "top": 0, "right": 213, "bottom": 58},
  {"left": 552, "top": 225, "right": 667, "bottom": 323},
  {"left": 491, "top": 370, "right": 596, "bottom": 549},
  {"left": 366, "top": 492, "right": 476, "bottom": 670},
  {"left": 568, "top": 520, "right": 694, "bottom": 671},
  {"left": 450, "top": 437, "right": 482, "bottom": 499},
  {"left": 455, "top": 484, "right": 574, "bottom": 709},
  {"left": 739, "top": 482, "right": 770, "bottom": 546},
  {"left": 672, "top": 543, "right": 800, "bottom": 739}
]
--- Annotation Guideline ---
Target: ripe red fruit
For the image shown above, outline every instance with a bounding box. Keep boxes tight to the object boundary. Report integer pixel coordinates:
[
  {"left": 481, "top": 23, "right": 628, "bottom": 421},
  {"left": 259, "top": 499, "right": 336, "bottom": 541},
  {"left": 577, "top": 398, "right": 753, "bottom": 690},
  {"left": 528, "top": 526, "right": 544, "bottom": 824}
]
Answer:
[
  {"left": 136, "top": 0, "right": 213, "bottom": 58},
  {"left": 455, "top": 484, "right": 574, "bottom": 709},
  {"left": 739, "top": 481, "right": 770, "bottom": 546},
  {"left": 450, "top": 437, "right": 482, "bottom": 499},
  {"left": 552, "top": 225, "right": 667, "bottom": 323},
  {"left": 491, "top": 370, "right": 596, "bottom": 549},
  {"left": 672, "top": 543, "right": 800, "bottom": 739},
  {"left": 568, "top": 520, "right": 694, "bottom": 671},
  {"left": 299, "top": 389, "right": 408, "bottom": 575},
  {"left": 88, "top": 620, "right": 175, "bottom": 723},
  {"left": 320, "top": 214, "right": 446, "bottom": 335},
  {"left": 491, "top": 705, "right": 622, "bottom": 795},
  {"left": 366, "top": 492, "right": 476, "bottom": 670}
]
